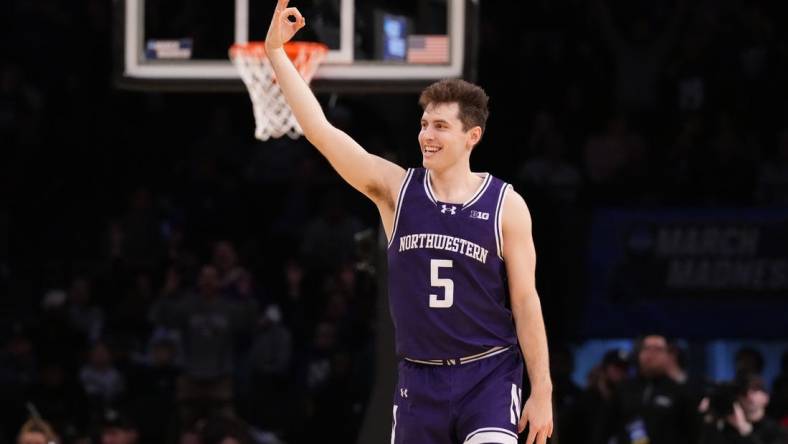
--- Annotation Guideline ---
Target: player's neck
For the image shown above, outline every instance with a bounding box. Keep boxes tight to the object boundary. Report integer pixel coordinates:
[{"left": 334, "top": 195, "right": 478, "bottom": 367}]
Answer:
[{"left": 428, "top": 164, "right": 485, "bottom": 204}]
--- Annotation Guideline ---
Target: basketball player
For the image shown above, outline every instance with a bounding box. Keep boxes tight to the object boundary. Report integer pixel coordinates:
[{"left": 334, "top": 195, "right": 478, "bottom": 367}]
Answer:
[{"left": 265, "top": 1, "right": 553, "bottom": 443}]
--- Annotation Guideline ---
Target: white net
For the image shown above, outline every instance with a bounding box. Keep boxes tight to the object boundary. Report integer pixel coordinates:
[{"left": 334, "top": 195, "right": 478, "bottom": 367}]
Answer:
[{"left": 230, "top": 43, "right": 327, "bottom": 141}]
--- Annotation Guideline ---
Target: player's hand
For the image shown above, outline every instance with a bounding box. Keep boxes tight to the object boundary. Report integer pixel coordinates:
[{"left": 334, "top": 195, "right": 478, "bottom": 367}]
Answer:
[
  {"left": 265, "top": 0, "right": 305, "bottom": 51},
  {"left": 518, "top": 392, "right": 553, "bottom": 444}
]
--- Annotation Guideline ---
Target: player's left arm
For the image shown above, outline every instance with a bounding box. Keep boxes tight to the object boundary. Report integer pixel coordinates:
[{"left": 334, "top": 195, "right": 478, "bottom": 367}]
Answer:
[{"left": 501, "top": 188, "right": 554, "bottom": 444}]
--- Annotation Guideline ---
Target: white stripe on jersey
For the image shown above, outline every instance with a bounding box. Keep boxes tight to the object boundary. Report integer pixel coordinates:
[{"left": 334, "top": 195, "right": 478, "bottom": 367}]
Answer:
[
  {"left": 494, "top": 184, "right": 510, "bottom": 260},
  {"left": 388, "top": 169, "right": 415, "bottom": 248}
]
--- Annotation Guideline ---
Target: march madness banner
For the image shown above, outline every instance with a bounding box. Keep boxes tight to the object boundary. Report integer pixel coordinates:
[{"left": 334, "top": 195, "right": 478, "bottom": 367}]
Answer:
[{"left": 582, "top": 208, "right": 788, "bottom": 338}]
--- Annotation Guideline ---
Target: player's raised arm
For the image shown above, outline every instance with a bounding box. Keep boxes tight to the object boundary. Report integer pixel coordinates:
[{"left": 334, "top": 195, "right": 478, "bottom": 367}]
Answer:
[
  {"left": 264, "top": 0, "right": 405, "bottom": 207},
  {"left": 501, "top": 189, "right": 554, "bottom": 444}
]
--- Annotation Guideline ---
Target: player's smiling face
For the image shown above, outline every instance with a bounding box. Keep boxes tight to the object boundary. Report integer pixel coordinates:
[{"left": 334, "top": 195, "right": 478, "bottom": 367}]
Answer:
[{"left": 419, "top": 102, "right": 481, "bottom": 170}]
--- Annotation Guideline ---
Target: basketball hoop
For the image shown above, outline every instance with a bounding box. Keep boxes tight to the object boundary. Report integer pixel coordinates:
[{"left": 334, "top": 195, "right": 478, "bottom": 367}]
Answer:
[{"left": 230, "top": 42, "right": 328, "bottom": 141}]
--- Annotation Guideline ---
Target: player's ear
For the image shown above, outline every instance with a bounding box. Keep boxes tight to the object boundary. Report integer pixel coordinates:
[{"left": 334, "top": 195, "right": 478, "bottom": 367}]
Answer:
[{"left": 467, "top": 126, "right": 482, "bottom": 148}]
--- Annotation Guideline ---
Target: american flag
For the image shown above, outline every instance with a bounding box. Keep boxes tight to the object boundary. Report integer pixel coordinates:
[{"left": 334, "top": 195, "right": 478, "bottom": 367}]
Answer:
[{"left": 407, "top": 35, "right": 450, "bottom": 64}]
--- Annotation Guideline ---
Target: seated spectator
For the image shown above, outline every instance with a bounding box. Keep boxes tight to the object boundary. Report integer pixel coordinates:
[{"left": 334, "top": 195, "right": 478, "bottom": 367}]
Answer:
[
  {"left": 129, "top": 334, "right": 181, "bottom": 443},
  {"left": 199, "top": 416, "right": 252, "bottom": 444},
  {"left": 0, "top": 325, "right": 36, "bottom": 435},
  {"left": 26, "top": 360, "right": 89, "bottom": 444},
  {"left": 106, "top": 271, "right": 156, "bottom": 339},
  {"left": 66, "top": 276, "right": 104, "bottom": 344},
  {"left": 79, "top": 341, "right": 125, "bottom": 405},
  {"left": 244, "top": 305, "right": 293, "bottom": 431},
  {"left": 16, "top": 417, "right": 59, "bottom": 444},
  {"left": 99, "top": 408, "right": 138, "bottom": 444}
]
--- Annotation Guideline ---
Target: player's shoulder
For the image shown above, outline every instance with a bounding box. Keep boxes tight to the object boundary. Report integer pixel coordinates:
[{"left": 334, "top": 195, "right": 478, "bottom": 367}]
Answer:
[
  {"left": 501, "top": 185, "right": 528, "bottom": 210},
  {"left": 500, "top": 186, "right": 532, "bottom": 225}
]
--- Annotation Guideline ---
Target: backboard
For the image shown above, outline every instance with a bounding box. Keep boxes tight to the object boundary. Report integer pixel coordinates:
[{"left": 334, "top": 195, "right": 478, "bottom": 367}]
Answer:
[{"left": 115, "top": 0, "right": 479, "bottom": 92}]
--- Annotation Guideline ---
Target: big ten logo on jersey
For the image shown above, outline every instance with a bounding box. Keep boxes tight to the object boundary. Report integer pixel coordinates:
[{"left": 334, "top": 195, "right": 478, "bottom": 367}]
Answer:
[{"left": 469, "top": 210, "right": 490, "bottom": 220}]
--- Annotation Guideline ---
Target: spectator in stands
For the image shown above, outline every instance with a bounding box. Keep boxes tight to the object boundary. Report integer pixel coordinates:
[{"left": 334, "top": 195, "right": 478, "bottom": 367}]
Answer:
[
  {"left": 548, "top": 345, "right": 583, "bottom": 444},
  {"left": 583, "top": 114, "right": 648, "bottom": 200},
  {"left": 31, "top": 290, "right": 84, "bottom": 377},
  {"left": 277, "top": 258, "right": 313, "bottom": 348},
  {"left": 579, "top": 348, "right": 630, "bottom": 444},
  {"left": 735, "top": 346, "right": 766, "bottom": 379},
  {"left": 178, "top": 426, "right": 201, "bottom": 444},
  {"left": 16, "top": 417, "right": 58, "bottom": 444},
  {"left": 698, "top": 113, "right": 759, "bottom": 204},
  {"left": 122, "top": 187, "right": 163, "bottom": 270},
  {"left": 766, "top": 350, "right": 788, "bottom": 427},
  {"left": 0, "top": 326, "right": 36, "bottom": 435},
  {"left": 306, "top": 348, "right": 366, "bottom": 443},
  {"left": 79, "top": 341, "right": 125, "bottom": 406},
  {"left": 756, "top": 128, "right": 788, "bottom": 204},
  {"left": 517, "top": 111, "right": 582, "bottom": 205},
  {"left": 737, "top": 374, "right": 787, "bottom": 444},
  {"left": 593, "top": 0, "right": 687, "bottom": 114},
  {"left": 26, "top": 360, "right": 89, "bottom": 444},
  {"left": 699, "top": 374, "right": 787, "bottom": 444},
  {"left": 199, "top": 416, "right": 252, "bottom": 444},
  {"left": 131, "top": 333, "right": 180, "bottom": 444},
  {"left": 99, "top": 408, "right": 138, "bottom": 444},
  {"left": 300, "top": 191, "right": 363, "bottom": 272},
  {"left": 152, "top": 264, "right": 256, "bottom": 425},
  {"left": 66, "top": 276, "right": 104, "bottom": 344},
  {"left": 660, "top": 113, "right": 703, "bottom": 202},
  {"left": 211, "top": 240, "right": 248, "bottom": 297},
  {"left": 596, "top": 334, "right": 698, "bottom": 444},
  {"left": 107, "top": 271, "right": 156, "bottom": 339},
  {"left": 667, "top": 342, "right": 706, "bottom": 405},
  {"left": 244, "top": 304, "right": 293, "bottom": 431},
  {"left": 667, "top": 342, "right": 689, "bottom": 385}
]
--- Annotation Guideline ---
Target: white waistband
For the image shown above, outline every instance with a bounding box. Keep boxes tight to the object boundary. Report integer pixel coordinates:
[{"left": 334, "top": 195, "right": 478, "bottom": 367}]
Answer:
[{"left": 404, "top": 345, "right": 510, "bottom": 366}]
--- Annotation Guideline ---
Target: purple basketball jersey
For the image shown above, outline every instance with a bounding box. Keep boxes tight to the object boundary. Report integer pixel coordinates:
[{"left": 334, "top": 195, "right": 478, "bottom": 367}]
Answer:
[{"left": 387, "top": 168, "right": 518, "bottom": 360}]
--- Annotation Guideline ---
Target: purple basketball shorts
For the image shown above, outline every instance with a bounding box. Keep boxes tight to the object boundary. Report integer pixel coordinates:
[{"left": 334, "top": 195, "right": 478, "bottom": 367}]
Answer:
[{"left": 391, "top": 346, "right": 524, "bottom": 444}]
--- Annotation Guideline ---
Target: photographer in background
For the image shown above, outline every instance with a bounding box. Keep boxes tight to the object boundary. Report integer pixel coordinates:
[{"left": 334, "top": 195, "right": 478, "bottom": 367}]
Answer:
[
  {"left": 595, "top": 334, "right": 698, "bottom": 444},
  {"left": 699, "top": 375, "right": 787, "bottom": 444}
]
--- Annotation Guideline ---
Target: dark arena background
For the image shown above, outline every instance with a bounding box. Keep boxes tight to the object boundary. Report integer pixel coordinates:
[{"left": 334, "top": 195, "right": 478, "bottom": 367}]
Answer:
[{"left": 3, "top": 0, "right": 788, "bottom": 443}]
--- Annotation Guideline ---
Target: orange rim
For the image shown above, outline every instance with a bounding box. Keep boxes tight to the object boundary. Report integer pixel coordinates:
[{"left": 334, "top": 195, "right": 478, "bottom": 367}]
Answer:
[{"left": 230, "top": 41, "right": 328, "bottom": 61}]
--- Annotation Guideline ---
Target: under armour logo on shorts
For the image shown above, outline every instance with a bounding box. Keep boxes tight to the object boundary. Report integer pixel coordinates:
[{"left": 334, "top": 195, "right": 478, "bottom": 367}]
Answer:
[
  {"left": 400, "top": 388, "right": 408, "bottom": 398},
  {"left": 441, "top": 204, "right": 457, "bottom": 215}
]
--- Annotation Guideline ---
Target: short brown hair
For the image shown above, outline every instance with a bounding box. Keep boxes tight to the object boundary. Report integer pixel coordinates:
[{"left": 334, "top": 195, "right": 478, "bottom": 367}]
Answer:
[
  {"left": 17, "top": 418, "right": 57, "bottom": 444},
  {"left": 419, "top": 79, "right": 490, "bottom": 133}
]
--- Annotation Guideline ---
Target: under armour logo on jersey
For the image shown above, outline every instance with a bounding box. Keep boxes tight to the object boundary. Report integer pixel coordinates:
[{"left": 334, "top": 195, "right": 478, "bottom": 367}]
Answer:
[
  {"left": 441, "top": 204, "right": 457, "bottom": 215},
  {"left": 400, "top": 388, "right": 408, "bottom": 398}
]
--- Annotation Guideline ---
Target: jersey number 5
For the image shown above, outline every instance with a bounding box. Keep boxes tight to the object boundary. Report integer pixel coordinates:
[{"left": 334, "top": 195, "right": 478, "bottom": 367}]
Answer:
[{"left": 429, "top": 259, "right": 454, "bottom": 308}]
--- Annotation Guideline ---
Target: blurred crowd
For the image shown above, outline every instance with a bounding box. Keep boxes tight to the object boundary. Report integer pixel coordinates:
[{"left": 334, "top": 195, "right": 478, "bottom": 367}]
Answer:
[
  {"left": 4, "top": 0, "right": 788, "bottom": 443},
  {"left": 547, "top": 336, "right": 788, "bottom": 444},
  {"left": 2, "top": 204, "right": 379, "bottom": 444}
]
